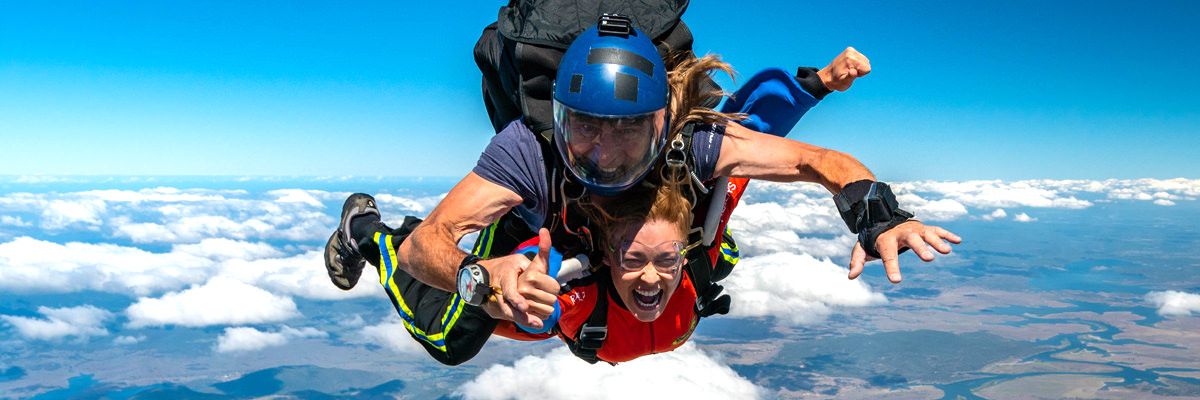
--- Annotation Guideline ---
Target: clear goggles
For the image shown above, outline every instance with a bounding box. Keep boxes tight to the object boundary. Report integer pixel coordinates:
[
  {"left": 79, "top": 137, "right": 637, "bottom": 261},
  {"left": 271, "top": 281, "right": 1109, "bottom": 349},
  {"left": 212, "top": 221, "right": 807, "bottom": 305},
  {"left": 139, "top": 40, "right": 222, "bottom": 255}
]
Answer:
[
  {"left": 552, "top": 101, "right": 669, "bottom": 195},
  {"left": 617, "top": 240, "right": 686, "bottom": 274}
]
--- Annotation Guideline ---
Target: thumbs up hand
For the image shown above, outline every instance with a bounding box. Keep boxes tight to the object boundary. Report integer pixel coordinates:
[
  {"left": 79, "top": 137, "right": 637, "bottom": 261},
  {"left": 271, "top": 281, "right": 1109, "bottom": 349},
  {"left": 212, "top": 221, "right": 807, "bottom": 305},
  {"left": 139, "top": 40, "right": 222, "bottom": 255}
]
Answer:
[{"left": 515, "top": 228, "right": 563, "bottom": 328}]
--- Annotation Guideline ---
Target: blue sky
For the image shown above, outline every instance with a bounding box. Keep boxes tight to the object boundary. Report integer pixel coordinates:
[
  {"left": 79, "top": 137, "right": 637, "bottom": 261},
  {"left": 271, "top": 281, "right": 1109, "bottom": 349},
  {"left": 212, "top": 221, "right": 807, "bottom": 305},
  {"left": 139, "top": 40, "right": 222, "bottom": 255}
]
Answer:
[{"left": 2, "top": 0, "right": 1197, "bottom": 181}]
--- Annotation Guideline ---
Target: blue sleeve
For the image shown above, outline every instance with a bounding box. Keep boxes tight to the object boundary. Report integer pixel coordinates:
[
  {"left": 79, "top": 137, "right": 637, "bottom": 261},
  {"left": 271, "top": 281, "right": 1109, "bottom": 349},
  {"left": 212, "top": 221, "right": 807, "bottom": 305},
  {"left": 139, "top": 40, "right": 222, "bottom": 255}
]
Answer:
[
  {"left": 719, "top": 67, "right": 821, "bottom": 138},
  {"left": 689, "top": 124, "right": 724, "bottom": 182}
]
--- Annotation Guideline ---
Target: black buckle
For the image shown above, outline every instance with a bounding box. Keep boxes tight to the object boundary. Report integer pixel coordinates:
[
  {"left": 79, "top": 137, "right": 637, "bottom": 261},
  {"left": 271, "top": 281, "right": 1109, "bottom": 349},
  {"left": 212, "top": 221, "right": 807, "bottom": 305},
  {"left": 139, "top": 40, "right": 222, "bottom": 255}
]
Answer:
[
  {"left": 578, "top": 325, "right": 608, "bottom": 350},
  {"left": 864, "top": 182, "right": 899, "bottom": 225}
]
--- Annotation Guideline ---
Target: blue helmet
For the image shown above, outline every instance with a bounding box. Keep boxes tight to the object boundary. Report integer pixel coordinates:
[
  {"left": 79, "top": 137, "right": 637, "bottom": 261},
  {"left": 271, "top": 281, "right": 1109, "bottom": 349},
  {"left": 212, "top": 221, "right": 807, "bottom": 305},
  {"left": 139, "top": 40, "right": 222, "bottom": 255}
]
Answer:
[{"left": 553, "top": 14, "right": 670, "bottom": 196}]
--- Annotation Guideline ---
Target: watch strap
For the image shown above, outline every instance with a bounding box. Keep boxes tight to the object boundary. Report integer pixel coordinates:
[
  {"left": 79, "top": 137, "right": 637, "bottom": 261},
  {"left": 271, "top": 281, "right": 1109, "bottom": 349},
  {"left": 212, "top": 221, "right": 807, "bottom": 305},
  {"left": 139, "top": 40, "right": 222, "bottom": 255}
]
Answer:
[{"left": 460, "top": 254, "right": 482, "bottom": 269}]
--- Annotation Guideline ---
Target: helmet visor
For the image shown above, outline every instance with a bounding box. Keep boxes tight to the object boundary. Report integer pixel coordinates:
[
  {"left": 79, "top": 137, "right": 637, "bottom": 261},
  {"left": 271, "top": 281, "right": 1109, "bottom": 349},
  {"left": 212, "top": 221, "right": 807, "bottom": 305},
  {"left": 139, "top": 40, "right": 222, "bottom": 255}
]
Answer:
[{"left": 553, "top": 101, "right": 669, "bottom": 195}]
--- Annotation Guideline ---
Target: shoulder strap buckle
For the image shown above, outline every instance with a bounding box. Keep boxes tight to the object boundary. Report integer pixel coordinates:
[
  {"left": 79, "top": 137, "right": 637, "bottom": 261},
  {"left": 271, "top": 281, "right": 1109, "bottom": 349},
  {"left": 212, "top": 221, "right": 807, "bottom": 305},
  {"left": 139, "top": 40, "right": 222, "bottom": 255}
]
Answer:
[{"left": 578, "top": 325, "right": 608, "bottom": 350}]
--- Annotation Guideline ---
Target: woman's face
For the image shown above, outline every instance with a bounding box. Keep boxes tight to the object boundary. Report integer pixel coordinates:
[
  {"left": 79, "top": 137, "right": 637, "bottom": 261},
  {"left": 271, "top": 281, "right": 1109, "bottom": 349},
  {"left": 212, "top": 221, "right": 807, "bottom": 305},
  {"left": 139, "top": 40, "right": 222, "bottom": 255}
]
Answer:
[{"left": 608, "top": 218, "right": 686, "bottom": 322}]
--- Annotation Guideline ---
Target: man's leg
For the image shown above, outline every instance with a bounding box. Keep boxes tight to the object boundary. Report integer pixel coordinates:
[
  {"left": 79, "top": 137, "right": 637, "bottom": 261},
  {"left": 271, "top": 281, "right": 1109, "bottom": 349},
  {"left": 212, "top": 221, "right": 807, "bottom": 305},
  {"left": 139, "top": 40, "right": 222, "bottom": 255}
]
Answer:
[{"left": 325, "top": 194, "right": 498, "bottom": 366}]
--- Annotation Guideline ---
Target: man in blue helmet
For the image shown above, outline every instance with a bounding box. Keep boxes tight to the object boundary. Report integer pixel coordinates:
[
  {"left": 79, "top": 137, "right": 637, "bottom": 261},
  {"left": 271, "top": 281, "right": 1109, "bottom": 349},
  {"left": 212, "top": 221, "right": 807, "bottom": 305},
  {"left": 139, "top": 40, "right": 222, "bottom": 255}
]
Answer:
[{"left": 324, "top": 15, "right": 960, "bottom": 365}]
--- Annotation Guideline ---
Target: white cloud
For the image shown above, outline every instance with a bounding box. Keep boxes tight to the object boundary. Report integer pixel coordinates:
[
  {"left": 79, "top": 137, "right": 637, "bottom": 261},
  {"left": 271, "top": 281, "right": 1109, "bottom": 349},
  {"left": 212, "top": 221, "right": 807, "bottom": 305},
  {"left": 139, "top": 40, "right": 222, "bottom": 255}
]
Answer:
[
  {"left": 220, "top": 249, "right": 383, "bottom": 301},
  {"left": 730, "top": 202, "right": 840, "bottom": 236},
  {"left": 727, "top": 182, "right": 852, "bottom": 259},
  {"left": 215, "top": 327, "right": 287, "bottom": 353},
  {"left": 113, "top": 335, "right": 146, "bottom": 345},
  {"left": 12, "top": 175, "right": 75, "bottom": 183},
  {"left": 1013, "top": 213, "right": 1037, "bottom": 222},
  {"left": 0, "top": 235, "right": 376, "bottom": 301},
  {"left": 126, "top": 277, "right": 300, "bottom": 328},
  {"left": 0, "top": 188, "right": 338, "bottom": 245},
  {"left": 112, "top": 220, "right": 177, "bottom": 243},
  {"left": 1154, "top": 199, "right": 1176, "bottom": 206},
  {"left": 77, "top": 188, "right": 227, "bottom": 203},
  {"left": 1, "top": 305, "right": 112, "bottom": 341},
  {"left": 0, "top": 215, "right": 31, "bottom": 227},
  {"left": 909, "top": 198, "right": 970, "bottom": 221},
  {"left": 372, "top": 193, "right": 429, "bottom": 215},
  {"left": 173, "top": 238, "right": 284, "bottom": 261},
  {"left": 269, "top": 189, "right": 324, "bottom": 207},
  {"left": 338, "top": 314, "right": 366, "bottom": 328},
  {"left": 455, "top": 343, "right": 763, "bottom": 400},
  {"left": 983, "top": 208, "right": 1008, "bottom": 221},
  {"left": 721, "top": 253, "right": 887, "bottom": 325},
  {"left": 214, "top": 325, "right": 327, "bottom": 353},
  {"left": 901, "top": 180, "right": 1093, "bottom": 210},
  {"left": 42, "top": 198, "right": 107, "bottom": 230},
  {"left": 1146, "top": 291, "right": 1200, "bottom": 316},
  {"left": 0, "top": 237, "right": 215, "bottom": 296},
  {"left": 356, "top": 318, "right": 426, "bottom": 355}
]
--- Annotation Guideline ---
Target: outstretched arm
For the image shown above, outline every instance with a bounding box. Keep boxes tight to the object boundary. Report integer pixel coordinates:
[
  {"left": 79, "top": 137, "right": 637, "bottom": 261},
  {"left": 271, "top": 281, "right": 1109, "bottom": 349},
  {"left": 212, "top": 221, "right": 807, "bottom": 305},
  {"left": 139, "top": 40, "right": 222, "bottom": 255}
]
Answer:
[
  {"left": 713, "top": 124, "right": 960, "bottom": 283},
  {"left": 714, "top": 122, "right": 873, "bottom": 193}
]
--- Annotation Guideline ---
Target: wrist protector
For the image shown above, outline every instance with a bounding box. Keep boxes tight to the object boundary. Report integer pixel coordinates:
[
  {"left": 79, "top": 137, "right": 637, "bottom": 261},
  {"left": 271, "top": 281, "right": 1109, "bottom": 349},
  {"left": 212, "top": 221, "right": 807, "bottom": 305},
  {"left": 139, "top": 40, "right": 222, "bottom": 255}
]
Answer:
[{"left": 833, "top": 181, "right": 916, "bottom": 258}]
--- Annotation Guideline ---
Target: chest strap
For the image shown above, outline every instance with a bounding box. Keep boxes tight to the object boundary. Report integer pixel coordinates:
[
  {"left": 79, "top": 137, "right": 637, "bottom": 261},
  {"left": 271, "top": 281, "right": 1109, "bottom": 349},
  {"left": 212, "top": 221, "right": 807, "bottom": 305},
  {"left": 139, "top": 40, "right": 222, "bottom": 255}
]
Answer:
[
  {"left": 685, "top": 229, "right": 732, "bottom": 318},
  {"left": 561, "top": 270, "right": 610, "bottom": 364}
]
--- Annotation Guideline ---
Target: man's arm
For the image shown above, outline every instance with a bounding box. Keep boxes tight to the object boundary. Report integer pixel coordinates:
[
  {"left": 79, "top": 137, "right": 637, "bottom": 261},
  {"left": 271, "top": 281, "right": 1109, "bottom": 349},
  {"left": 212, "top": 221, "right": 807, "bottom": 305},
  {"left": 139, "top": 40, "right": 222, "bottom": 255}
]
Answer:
[
  {"left": 396, "top": 172, "right": 558, "bottom": 327},
  {"left": 713, "top": 124, "right": 961, "bottom": 283},
  {"left": 397, "top": 172, "right": 522, "bottom": 290},
  {"left": 714, "top": 122, "right": 873, "bottom": 193}
]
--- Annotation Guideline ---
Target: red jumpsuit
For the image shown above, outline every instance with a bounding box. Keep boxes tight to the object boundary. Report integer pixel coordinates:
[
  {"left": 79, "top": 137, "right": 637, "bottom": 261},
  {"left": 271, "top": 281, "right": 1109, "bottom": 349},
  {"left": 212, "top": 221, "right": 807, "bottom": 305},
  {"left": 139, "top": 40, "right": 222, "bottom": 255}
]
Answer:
[{"left": 494, "top": 270, "right": 700, "bottom": 363}]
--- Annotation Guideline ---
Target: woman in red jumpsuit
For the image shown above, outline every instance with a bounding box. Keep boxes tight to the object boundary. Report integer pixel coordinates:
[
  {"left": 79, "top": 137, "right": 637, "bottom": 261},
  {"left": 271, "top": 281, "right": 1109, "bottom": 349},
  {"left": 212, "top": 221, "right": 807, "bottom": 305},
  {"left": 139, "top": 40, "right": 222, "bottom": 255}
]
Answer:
[{"left": 494, "top": 183, "right": 706, "bottom": 363}]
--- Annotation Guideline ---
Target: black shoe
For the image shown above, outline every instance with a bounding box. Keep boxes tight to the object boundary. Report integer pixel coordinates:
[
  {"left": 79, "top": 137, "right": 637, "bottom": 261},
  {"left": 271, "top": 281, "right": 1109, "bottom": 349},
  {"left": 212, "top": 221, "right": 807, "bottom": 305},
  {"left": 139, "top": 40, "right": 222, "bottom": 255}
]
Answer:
[{"left": 324, "top": 193, "right": 380, "bottom": 290}]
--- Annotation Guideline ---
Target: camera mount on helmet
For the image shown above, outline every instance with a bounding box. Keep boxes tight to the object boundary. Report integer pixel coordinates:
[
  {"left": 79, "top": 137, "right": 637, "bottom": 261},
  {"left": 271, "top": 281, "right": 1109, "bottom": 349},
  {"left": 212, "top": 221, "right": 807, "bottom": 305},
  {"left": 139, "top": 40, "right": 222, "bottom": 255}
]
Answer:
[{"left": 598, "top": 13, "right": 632, "bottom": 37}]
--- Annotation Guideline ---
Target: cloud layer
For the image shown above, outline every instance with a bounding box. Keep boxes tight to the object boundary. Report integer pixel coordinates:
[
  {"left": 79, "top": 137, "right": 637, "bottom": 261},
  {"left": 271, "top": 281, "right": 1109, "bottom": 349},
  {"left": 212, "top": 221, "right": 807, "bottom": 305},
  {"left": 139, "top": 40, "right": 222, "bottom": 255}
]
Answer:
[
  {"left": 721, "top": 253, "right": 887, "bottom": 325},
  {"left": 126, "top": 277, "right": 300, "bottom": 328},
  {"left": 456, "top": 343, "right": 763, "bottom": 400},
  {"left": 354, "top": 317, "right": 427, "bottom": 355},
  {"left": 214, "top": 325, "right": 327, "bottom": 353},
  {"left": 1, "top": 305, "right": 113, "bottom": 341},
  {"left": 1, "top": 178, "right": 1197, "bottom": 388}
]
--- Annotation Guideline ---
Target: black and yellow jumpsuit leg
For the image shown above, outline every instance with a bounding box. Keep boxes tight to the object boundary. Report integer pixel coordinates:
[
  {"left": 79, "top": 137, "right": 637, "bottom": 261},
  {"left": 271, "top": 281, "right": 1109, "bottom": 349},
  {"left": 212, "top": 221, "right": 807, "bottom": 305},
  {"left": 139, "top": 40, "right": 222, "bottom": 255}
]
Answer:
[{"left": 353, "top": 215, "right": 524, "bottom": 366}]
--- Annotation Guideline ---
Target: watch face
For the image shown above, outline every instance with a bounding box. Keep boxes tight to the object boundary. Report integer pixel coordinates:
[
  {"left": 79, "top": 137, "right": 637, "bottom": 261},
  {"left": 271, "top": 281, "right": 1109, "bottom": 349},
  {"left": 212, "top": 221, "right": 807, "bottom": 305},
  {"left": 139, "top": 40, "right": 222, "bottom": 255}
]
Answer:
[{"left": 457, "top": 267, "right": 475, "bottom": 300}]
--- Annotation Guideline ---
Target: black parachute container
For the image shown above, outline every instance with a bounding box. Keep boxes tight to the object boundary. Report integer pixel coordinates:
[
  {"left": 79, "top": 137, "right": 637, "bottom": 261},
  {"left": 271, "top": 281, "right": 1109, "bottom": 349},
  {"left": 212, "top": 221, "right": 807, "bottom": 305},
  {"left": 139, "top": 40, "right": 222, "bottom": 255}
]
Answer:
[{"left": 474, "top": 0, "right": 693, "bottom": 140}]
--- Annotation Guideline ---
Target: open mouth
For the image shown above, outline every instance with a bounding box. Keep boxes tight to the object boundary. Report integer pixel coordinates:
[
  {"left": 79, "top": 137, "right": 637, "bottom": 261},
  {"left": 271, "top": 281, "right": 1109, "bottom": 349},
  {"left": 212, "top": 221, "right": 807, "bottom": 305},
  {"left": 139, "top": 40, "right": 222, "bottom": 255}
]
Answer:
[
  {"left": 633, "top": 288, "right": 663, "bottom": 310},
  {"left": 577, "top": 156, "right": 626, "bottom": 182},
  {"left": 593, "top": 164, "right": 625, "bottom": 181}
]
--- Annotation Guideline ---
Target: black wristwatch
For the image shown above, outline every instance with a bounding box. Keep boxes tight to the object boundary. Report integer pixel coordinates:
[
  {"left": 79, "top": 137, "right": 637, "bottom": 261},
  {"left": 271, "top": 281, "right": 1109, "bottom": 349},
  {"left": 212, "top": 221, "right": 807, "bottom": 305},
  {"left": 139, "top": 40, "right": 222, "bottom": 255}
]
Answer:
[{"left": 456, "top": 255, "right": 493, "bottom": 306}]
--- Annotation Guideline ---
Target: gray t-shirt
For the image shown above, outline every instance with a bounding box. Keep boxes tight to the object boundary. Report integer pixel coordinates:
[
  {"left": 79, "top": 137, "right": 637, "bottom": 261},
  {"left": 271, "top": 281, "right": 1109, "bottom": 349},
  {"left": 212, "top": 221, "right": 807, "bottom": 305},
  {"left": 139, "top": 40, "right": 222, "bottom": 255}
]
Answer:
[{"left": 472, "top": 119, "right": 724, "bottom": 231}]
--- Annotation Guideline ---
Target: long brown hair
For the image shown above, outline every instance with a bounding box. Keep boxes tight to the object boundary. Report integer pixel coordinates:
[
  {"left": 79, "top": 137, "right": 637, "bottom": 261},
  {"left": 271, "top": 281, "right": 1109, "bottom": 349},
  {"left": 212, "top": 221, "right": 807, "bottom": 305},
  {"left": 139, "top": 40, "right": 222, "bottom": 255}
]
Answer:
[
  {"left": 665, "top": 51, "right": 745, "bottom": 139},
  {"left": 583, "top": 182, "right": 692, "bottom": 256}
]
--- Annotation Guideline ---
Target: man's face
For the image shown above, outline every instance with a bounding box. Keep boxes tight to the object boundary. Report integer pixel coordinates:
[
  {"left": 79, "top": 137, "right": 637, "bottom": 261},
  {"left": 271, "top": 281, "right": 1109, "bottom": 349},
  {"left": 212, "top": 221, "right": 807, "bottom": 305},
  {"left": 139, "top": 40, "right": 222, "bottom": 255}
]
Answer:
[{"left": 564, "top": 112, "right": 657, "bottom": 182}]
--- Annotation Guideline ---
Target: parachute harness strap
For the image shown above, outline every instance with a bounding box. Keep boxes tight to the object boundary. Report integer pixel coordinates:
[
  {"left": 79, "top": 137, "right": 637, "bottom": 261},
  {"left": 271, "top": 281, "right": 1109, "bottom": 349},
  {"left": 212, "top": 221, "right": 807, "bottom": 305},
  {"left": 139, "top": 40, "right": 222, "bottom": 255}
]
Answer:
[
  {"left": 558, "top": 172, "right": 593, "bottom": 251},
  {"left": 662, "top": 130, "right": 707, "bottom": 209}
]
